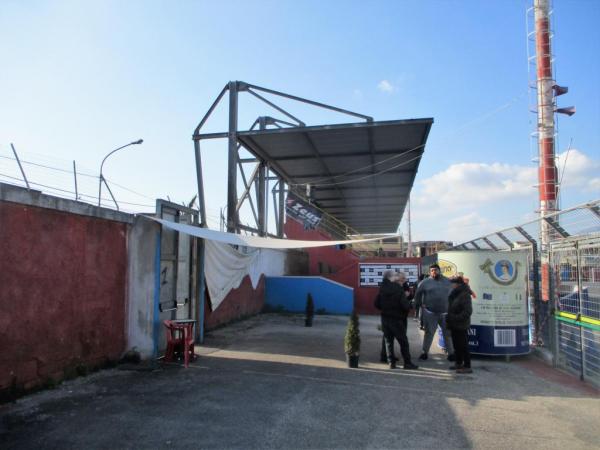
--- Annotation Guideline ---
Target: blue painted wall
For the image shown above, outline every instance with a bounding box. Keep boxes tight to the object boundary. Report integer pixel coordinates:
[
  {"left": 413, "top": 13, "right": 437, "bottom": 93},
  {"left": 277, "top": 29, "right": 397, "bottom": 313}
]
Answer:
[{"left": 265, "top": 276, "right": 354, "bottom": 314}]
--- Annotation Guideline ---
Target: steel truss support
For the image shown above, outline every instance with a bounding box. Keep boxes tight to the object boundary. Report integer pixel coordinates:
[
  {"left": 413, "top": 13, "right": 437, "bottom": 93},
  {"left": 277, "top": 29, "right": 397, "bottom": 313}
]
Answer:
[
  {"left": 193, "top": 81, "right": 371, "bottom": 236},
  {"left": 483, "top": 237, "right": 499, "bottom": 251}
]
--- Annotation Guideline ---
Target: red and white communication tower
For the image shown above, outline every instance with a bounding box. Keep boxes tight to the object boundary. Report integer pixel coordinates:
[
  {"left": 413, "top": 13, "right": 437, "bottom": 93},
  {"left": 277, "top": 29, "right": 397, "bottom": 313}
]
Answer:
[{"left": 528, "top": 0, "right": 574, "bottom": 300}]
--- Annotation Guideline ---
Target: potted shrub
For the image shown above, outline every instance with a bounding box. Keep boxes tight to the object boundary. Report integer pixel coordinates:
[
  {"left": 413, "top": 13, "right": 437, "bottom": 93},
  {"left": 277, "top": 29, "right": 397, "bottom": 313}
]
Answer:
[
  {"left": 305, "top": 293, "right": 314, "bottom": 327},
  {"left": 344, "top": 310, "right": 361, "bottom": 368}
]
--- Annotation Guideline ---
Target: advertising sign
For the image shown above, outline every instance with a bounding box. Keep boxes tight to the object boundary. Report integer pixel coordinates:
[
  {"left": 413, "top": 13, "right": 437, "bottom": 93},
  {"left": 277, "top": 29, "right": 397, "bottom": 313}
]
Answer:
[
  {"left": 359, "top": 263, "right": 419, "bottom": 287},
  {"left": 285, "top": 192, "right": 322, "bottom": 230},
  {"left": 438, "top": 250, "right": 530, "bottom": 355}
]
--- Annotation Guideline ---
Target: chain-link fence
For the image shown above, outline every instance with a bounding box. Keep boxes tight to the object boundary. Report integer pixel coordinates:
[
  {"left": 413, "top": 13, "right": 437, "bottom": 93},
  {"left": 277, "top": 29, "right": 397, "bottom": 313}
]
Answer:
[{"left": 452, "top": 200, "right": 600, "bottom": 386}]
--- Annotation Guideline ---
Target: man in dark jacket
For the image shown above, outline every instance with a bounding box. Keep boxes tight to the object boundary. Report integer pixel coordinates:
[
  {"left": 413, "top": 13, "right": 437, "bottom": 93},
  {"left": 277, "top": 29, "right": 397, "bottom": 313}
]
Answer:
[
  {"left": 446, "top": 276, "right": 473, "bottom": 374},
  {"left": 375, "top": 271, "right": 418, "bottom": 370},
  {"left": 414, "top": 264, "right": 454, "bottom": 361}
]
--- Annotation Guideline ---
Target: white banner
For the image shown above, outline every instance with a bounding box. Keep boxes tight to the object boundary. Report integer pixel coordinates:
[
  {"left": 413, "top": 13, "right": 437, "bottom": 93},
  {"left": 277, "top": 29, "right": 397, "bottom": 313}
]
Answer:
[{"left": 146, "top": 216, "right": 399, "bottom": 249}]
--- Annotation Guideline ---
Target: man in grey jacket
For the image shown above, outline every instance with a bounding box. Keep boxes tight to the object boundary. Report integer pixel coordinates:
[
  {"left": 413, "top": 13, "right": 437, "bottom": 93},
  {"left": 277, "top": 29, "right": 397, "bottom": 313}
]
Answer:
[{"left": 414, "top": 263, "right": 455, "bottom": 361}]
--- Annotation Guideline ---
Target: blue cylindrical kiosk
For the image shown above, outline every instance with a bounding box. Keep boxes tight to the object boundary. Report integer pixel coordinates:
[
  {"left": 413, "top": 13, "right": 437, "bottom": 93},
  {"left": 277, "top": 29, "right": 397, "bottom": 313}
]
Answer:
[{"left": 438, "top": 250, "right": 530, "bottom": 355}]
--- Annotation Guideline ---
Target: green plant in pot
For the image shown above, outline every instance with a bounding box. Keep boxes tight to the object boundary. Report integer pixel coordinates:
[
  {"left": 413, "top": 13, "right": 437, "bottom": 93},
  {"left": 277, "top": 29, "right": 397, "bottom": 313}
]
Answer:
[
  {"left": 344, "top": 310, "right": 360, "bottom": 368},
  {"left": 305, "top": 293, "right": 314, "bottom": 327}
]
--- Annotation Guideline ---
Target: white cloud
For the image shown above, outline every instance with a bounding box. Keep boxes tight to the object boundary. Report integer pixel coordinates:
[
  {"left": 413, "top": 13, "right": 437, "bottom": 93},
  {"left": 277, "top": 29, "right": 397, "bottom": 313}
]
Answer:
[
  {"left": 377, "top": 80, "right": 396, "bottom": 93},
  {"left": 407, "top": 148, "right": 599, "bottom": 243},
  {"left": 556, "top": 148, "right": 600, "bottom": 192},
  {"left": 412, "top": 161, "right": 536, "bottom": 219},
  {"left": 445, "top": 212, "right": 492, "bottom": 242}
]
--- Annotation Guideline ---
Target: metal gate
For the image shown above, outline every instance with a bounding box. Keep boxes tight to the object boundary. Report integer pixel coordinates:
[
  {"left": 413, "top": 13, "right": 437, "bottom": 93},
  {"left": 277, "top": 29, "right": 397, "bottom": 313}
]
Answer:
[
  {"left": 155, "top": 200, "right": 201, "bottom": 356},
  {"left": 551, "top": 236, "right": 600, "bottom": 386}
]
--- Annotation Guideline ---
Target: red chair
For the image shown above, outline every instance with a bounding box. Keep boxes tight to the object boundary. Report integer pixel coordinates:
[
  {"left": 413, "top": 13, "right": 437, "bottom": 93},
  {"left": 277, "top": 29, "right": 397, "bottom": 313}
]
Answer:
[{"left": 163, "top": 320, "right": 196, "bottom": 368}]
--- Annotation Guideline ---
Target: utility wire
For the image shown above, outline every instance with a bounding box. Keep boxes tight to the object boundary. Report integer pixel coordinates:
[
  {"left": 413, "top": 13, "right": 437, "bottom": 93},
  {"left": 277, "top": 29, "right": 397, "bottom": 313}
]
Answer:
[
  {"left": 0, "top": 154, "right": 156, "bottom": 201},
  {"left": 0, "top": 172, "right": 155, "bottom": 208}
]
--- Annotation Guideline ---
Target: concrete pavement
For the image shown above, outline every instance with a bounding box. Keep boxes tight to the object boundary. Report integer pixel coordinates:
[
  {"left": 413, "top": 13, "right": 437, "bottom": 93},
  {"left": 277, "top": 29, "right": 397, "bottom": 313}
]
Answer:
[{"left": 1, "top": 313, "right": 599, "bottom": 449}]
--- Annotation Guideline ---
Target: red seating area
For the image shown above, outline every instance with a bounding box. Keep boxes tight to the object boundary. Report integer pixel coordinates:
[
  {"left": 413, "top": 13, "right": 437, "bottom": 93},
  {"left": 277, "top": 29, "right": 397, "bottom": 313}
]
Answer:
[{"left": 163, "top": 320, "right": 196, "bottom": 368}]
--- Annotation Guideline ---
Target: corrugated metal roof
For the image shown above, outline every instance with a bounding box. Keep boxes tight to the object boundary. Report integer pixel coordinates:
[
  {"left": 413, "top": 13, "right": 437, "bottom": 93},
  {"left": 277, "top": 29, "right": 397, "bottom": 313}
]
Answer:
[{"left": 237, "top": 118, "right": 433, "bottom": 234}]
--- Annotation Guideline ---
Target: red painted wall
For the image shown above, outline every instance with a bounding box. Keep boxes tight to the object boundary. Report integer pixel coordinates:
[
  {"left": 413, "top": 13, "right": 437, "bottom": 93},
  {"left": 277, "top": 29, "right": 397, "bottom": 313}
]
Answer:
[
  {"left": 0, "top": 201, "right": 127, "bottom": 394},
  {"left": 285, "top": 218, "right": 421, "bottom": 315},
  {"left": 204, "top": 275, "right": 265, "bottom": 331}
]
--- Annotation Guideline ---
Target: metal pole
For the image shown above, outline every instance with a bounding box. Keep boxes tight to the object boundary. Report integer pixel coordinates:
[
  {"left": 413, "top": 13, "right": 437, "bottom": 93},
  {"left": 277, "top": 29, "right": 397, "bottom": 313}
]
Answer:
[
  {"left": 227, "top": 81, "right": 239, "bottom": 233},
  {"left": 575, "top": 241, "right": 585, "bottom": 381},
  {"left": 73, "top": 160, "right": 78, "bottom": 201},
  {"left": 98, "top": 174, "right": 103, "bottom": 207},
  {"left": 193, "top": 140, "right": 207, "bottom": 227},
  {"left": 265, "top": 163, "right": 270, "bottom": 236},
  {"left": 407, "top": 196, "right": 412, "bottom": 257},
  {"left": 272, "top": 183, "right": 279, "bottom": 234},
  {"left": 257, "top": 116, "right": 267, "bottom": 236},
  {"left": 245, "top": 82, "right": 373, "bottom": 122},
  {"left": 192, "top": 138, "right": 208, "bottom": 343},
  {"left": 197, "top": 238, "right": 206, "bottom": 344},
  {"left": 278, "top": 179, "right": 285, "bottom": 238},
  {"left": 531, "top": 242, "right": 541, "bottom": 344},
  {"left": 534, "top": 0, "right": 558, "bottom": 302},
  {"left": 103, "top": 176, "right": 119, "bottom": 210},
  {"left": 193, "top": 84, "right": 229, "bottom": 136},
  {"left": 10, "top": 144, "right": 30, "bottom": 190}
]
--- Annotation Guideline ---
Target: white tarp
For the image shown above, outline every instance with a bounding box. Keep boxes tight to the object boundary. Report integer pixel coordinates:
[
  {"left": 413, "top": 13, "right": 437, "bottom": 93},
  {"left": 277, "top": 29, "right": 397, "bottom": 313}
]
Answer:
[
  {"left": 204, "top": 241, "right": 286, "bottom": 310},
  {"left": 146, "top": 216, "right": 397, "bottom": 310},
  {"left": 148, "top": 217, "right": 398, "bottom": 249}
]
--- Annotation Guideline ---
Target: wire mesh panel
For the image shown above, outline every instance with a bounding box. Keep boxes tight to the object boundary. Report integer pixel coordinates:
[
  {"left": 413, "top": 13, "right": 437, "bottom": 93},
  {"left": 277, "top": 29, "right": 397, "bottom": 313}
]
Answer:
[
  {"left": 556, "top": 321, "right": 582, "bottom": 375},
  {"left": 552, "top": 242, "right": 579, "bottom": 313},
  {"left": 450, "top": 200, "right": 600, "bottom": 386},
  {"left": 582, "top": 329, "right": 600, "bottom": 386},
  {"left": 579, "top": 237, "right": 600, "bottom": 386},
  {"left": 551, "top": 236, "right": 600, "bottom": 387},
  {"left": 579, "top": 237, "right": 600, "bottom": 320}
]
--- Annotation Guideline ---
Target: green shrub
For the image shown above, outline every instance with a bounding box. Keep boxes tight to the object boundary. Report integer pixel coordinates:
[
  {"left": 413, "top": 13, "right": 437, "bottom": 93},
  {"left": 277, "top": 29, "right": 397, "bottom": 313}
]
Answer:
[{"left": 344, "top": 311, "right": 361, "bottom": 356}]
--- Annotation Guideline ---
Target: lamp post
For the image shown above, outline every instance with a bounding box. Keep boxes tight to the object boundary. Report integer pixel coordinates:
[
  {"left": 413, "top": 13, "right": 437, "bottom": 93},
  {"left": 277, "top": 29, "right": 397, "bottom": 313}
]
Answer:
[{"left": 98, "top": 139, "right": 143, "bottom": 210}]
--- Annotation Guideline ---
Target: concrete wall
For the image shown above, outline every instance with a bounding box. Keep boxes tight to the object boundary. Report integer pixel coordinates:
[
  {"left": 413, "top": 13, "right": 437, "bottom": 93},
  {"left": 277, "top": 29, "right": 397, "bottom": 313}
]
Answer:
[
  {"left": 126, "top": 216, "right": 160, "bottom": 358},
  {"left": 0, "top": 182, "right": 320, "bottom": 398},
  {"left": 265, "top": 276, "right": 354, "bottom": 314},
  {"left": 0, "top": 183, "right": 132, "bottom": 396}
]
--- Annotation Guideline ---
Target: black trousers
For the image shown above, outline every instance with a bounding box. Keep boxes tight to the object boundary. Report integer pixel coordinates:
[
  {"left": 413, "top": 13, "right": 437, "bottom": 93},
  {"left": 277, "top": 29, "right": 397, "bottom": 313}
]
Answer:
[
  {"left": 382, "top": 316, "right": 411, "bottom": 364},
  {"left": 451, "top": 329, "right": 471, "bottom": 368}
]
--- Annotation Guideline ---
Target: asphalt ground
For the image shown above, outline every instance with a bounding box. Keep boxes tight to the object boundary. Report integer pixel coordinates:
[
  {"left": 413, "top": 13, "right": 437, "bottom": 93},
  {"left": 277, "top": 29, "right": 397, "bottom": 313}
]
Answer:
[{"left": 1, "top": 313, "right": 599, "bottom": 449}]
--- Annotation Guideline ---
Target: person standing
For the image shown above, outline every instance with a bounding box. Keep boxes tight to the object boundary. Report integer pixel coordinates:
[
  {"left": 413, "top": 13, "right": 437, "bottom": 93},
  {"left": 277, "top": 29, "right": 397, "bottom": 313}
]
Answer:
[
  {"left": 379, "top": 272, "right": 411, "bottom": 363},
  {"left": 374, "top": 271, "right": 418, "bottom": 370},
  {"left": 414, "top": 273, "right": 426, "bottom": 325},
  {"left": 414, "top": 264, "right": 454, "bottom": 361},
  {"left": 446, "top": 276, "right": 473, "bottom": 374}
]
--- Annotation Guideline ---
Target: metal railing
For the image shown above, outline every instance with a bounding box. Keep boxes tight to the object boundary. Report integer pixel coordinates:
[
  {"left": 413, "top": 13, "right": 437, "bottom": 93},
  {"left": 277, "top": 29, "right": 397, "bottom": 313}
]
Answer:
[{"left": 451, "top": 199, "right": 600, "bottom": 386}]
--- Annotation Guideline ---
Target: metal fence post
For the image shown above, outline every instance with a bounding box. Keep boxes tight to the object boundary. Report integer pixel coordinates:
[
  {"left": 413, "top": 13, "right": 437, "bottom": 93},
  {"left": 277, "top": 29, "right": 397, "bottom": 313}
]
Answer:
[
  {"left": 576, "top": 240, "right": 586, "bottom": 381},
  {"left": 10, "top": 143, "right": 30, "bottom": 190}
]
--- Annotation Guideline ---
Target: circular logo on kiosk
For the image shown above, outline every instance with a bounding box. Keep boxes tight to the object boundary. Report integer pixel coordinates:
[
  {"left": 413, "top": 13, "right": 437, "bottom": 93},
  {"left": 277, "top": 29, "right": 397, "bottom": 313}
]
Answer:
[
  {"left": 479, "top": 258, "right": 519, "bottom": 285},
  {"left": 494, "top": 260, "right": 514, "bottom": 282}
]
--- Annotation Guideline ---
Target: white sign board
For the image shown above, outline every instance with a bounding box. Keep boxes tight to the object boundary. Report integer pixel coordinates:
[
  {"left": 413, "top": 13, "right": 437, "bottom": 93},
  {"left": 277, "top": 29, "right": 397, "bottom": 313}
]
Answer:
[
  {"left": 437, "top": 250, "right": 530, "bottom": 355},
  {"left": 359, "top": 263, "right": 419, "bottom": 286}
]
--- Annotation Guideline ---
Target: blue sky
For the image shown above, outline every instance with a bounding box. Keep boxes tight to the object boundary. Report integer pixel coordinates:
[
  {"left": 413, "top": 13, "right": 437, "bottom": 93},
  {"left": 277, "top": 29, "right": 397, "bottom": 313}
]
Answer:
[{"left": 1, "top": 0, "right": 598, "bottom": 242}]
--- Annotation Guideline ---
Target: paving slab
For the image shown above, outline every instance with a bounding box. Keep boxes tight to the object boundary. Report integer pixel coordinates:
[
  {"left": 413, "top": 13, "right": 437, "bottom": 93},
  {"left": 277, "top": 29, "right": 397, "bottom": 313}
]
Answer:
[{"left": 1, "top": 313, "right": 598, "bottom": 449}]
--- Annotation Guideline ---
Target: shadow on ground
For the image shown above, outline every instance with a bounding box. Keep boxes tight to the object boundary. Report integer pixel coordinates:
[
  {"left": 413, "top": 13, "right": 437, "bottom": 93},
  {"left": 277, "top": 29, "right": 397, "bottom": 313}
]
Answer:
[{"left": 1, "top": 313, "right": 598, "bottom": 449}]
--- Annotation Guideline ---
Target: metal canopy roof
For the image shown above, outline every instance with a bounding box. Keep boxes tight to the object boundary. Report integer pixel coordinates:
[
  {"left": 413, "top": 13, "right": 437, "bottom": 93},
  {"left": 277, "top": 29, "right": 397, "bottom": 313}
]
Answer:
[{"left": 237, "top": 118, "right": 433, "bottom": 234}]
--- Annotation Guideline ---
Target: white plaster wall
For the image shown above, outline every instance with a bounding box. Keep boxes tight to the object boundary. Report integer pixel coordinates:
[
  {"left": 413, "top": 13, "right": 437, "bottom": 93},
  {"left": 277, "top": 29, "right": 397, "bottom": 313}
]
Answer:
[{"left": 126, "top": 216, "right": 159, "bottom": 358}]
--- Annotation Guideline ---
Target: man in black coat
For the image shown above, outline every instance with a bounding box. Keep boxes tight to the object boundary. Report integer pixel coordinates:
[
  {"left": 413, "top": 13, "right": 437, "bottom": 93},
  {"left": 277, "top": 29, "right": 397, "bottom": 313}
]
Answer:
[
  {"left": 375, "top": 271, "right": 418, "bottom": 370},
  {"left": 446, "top": 276, "right": 474, "bottom": 374}
]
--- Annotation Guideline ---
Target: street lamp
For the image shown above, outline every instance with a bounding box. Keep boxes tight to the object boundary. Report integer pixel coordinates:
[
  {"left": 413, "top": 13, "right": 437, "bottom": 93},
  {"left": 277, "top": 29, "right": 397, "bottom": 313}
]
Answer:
[{"left": 98, "top": 139, "right": 143, "bottom": 210}]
